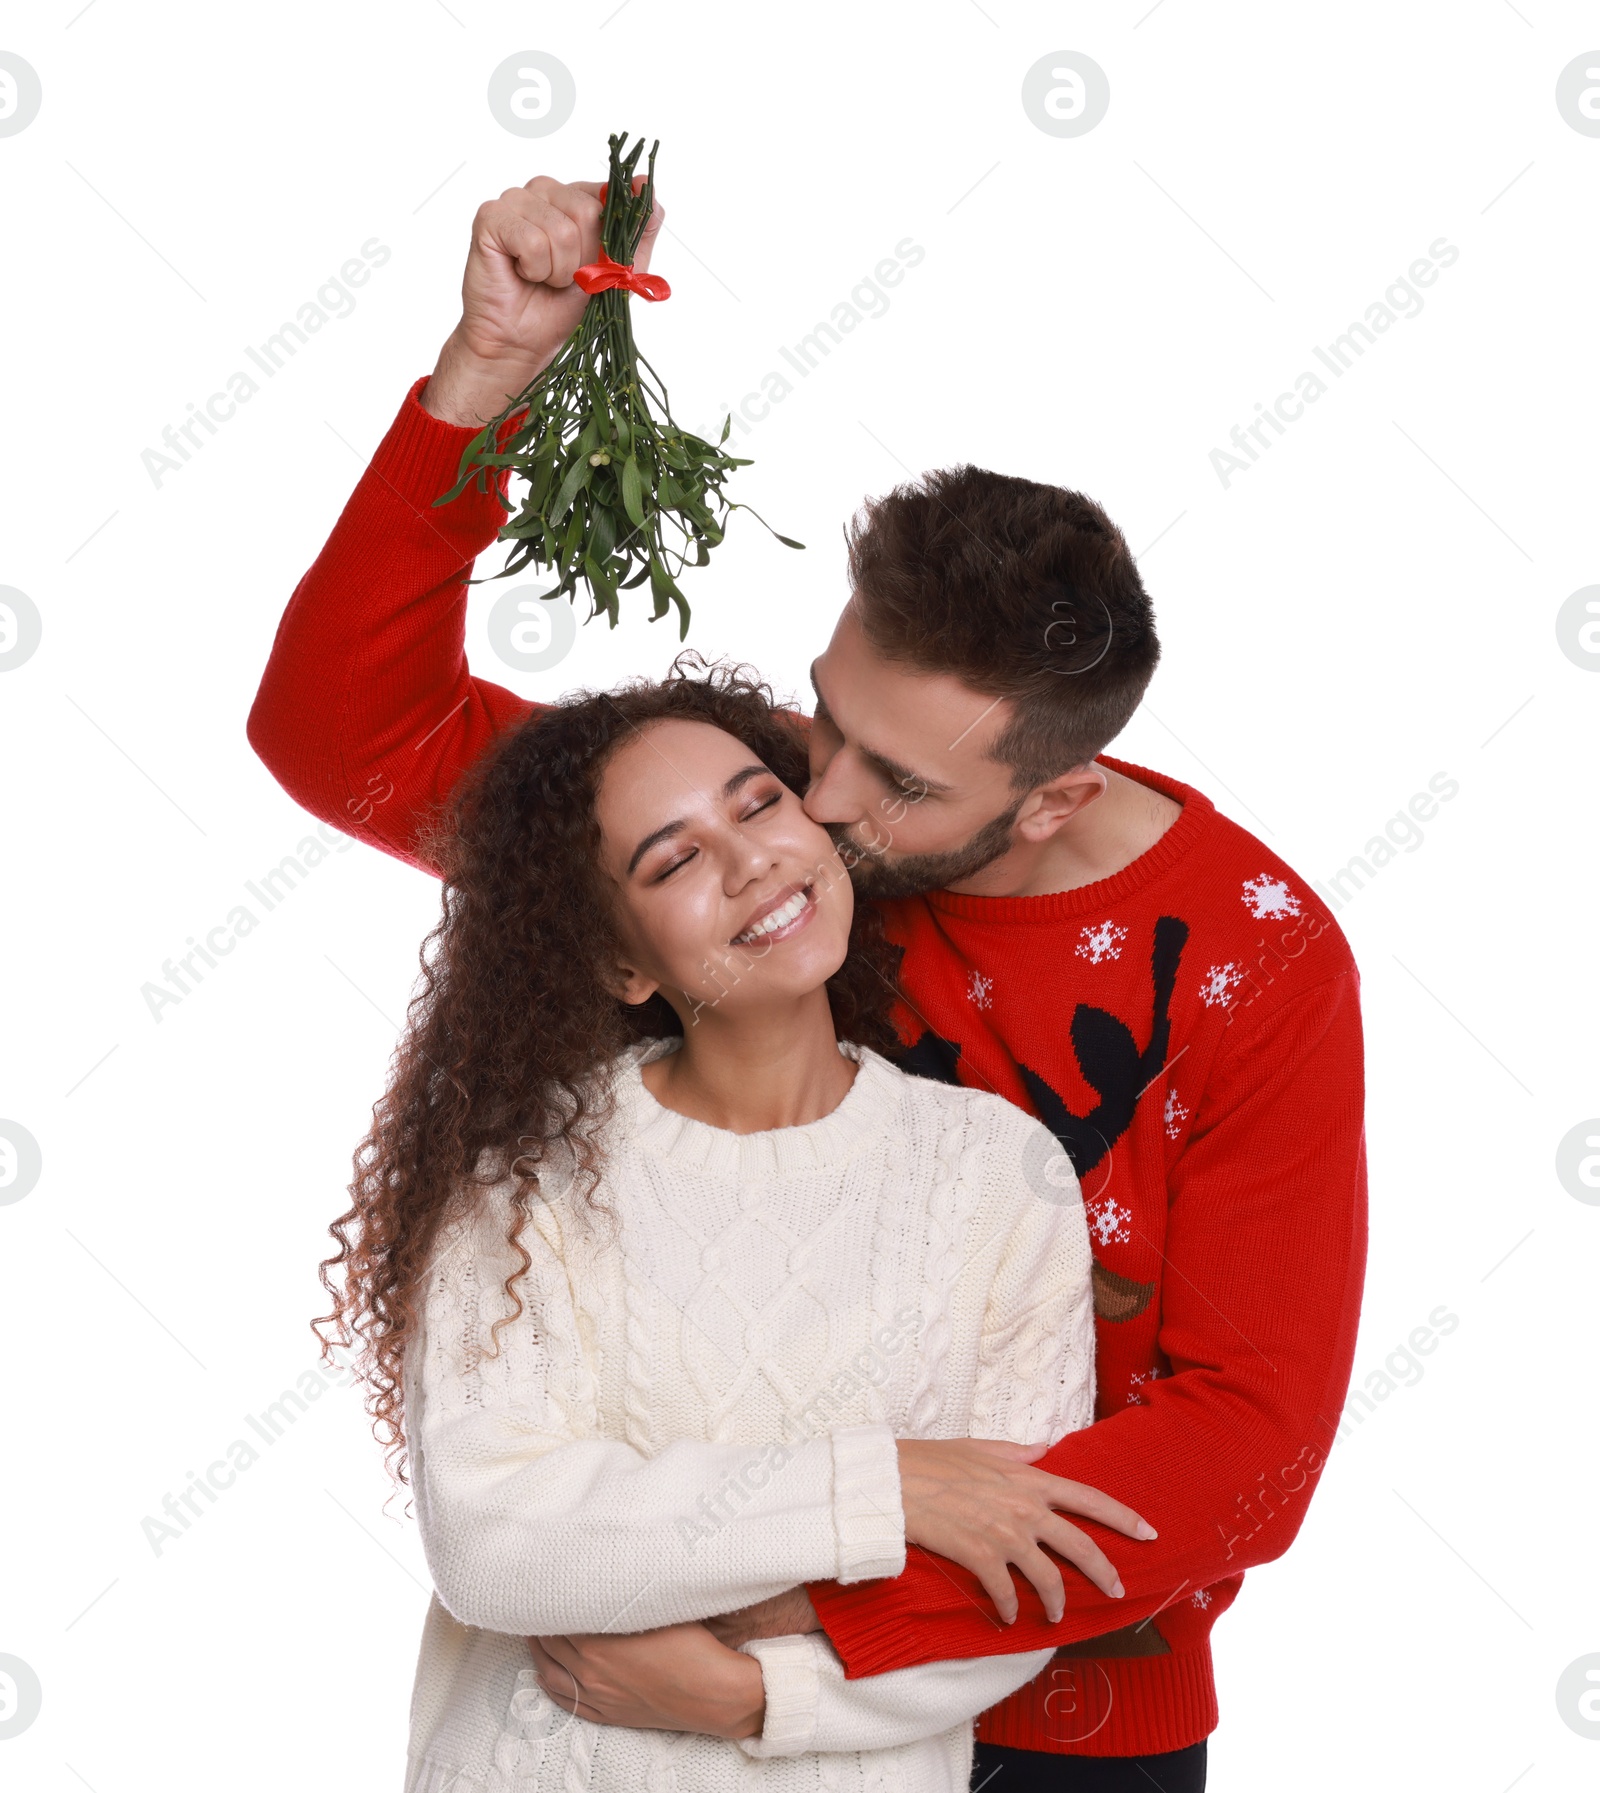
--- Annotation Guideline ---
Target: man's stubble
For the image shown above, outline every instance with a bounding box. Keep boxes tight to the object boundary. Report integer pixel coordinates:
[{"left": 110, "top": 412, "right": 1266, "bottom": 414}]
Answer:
[{"left": 826, "top": 795, "right": 1026, "bottom": 902}]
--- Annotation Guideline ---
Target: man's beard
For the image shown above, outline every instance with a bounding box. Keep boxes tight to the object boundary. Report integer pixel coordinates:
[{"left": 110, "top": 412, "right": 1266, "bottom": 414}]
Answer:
[{"left": 827, "top": 795, "right": 1025, "bottom": 901}]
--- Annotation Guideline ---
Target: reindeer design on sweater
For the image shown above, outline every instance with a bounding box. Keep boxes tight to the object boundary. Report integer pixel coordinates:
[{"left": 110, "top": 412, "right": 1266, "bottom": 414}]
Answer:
[{"left": 896, "top": 916, "right": 1190, "bottom": 1325}]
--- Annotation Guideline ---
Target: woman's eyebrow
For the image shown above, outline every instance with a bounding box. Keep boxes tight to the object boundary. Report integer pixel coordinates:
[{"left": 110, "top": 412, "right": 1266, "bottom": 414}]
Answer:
[{"left": 625, "top": 764, "right": 772, "bottom": 876}]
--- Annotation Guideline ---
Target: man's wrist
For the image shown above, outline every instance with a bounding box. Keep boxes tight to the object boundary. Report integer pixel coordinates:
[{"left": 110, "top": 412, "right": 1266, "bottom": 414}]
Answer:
[
  {"left": 420, "top": 329, "right": 542, "bottom": 427},
  {"left": 705, "top": 1586, "right": 821, "bottom": 1647}
]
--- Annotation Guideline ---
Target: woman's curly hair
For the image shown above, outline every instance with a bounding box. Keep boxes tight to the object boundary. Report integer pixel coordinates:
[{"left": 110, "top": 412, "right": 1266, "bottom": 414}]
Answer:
[{"left": 314, "top": 653, "right": 905, "bottom": 1484}]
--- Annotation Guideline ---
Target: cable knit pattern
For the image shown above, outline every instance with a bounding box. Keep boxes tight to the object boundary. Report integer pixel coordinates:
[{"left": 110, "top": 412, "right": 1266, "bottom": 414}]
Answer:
[
  {"left": 969, "top": 1180, "right": 1101, "bottom": 1448},
  {"left": 504, "top": 1192, "right": 597, "bottom": 1438},
  {"left": 902, "top": 1097, "right": 991, "bottom": 1434},
  {"left": 401, "top": 1037, "right": 1096, "bottom": 1793},
  {"left": 618, "top": 1232, "right": 658, "bottom": 1456},
  {"left": 866, "top": 1111, "right": 910, "bottom": 1361},
  {"left": 561, "top": 1720, "right": 594, "bottom": 1793}
]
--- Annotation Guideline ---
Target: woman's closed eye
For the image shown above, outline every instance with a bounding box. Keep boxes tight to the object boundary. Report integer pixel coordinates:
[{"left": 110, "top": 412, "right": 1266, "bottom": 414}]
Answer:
[
  {"left": 651, "top": 853, "right": 694, "bottom": 882},
  {"left": 650, "top": 791, "right": 783, "bottom": 882}
]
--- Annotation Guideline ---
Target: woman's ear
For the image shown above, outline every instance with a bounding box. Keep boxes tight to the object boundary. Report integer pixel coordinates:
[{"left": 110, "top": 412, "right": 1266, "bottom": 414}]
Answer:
[{"left": 605, "top": 961, "right": 660, "bottom": 1007}]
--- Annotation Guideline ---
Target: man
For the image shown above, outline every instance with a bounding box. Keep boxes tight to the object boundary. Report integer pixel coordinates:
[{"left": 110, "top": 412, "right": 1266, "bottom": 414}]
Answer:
[{"left": 248, "top": 175, "right": 1367, "bottom": 1792}]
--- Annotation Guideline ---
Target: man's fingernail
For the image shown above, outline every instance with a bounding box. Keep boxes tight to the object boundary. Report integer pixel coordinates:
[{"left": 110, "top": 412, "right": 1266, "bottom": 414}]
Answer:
[
  {"left": 1049, "top": 1608, "right": 1063, "bottom": 1625},
  {"left": 1110, "top": 1580, "right": 1125, "bottom": 1598},
  {"left": 1137, "top": 1521, "right": 1158, "bottom": 1539}
]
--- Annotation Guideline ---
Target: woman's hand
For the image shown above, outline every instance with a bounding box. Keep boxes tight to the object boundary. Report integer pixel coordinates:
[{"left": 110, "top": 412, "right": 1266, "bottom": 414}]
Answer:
[
  {"left": 896, "top": 1438, "right": 1158, "bottom": 1625},
  {"left": 422, "top": 173, "right": 665, "bottom": 428},
  {"left": 529, "top": 1622, "right": 764, "bottom": 1740}
]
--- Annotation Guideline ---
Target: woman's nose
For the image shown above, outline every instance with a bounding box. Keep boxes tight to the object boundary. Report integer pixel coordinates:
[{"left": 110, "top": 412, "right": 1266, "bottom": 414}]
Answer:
[{"left": 724, "top": 828, "right": 775, "bottom": 890}]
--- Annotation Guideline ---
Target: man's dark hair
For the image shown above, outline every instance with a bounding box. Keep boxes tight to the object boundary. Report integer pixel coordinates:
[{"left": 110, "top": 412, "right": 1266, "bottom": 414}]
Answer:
[{"left": 845, "top": 465, "right": 1161, "bottom": 789}]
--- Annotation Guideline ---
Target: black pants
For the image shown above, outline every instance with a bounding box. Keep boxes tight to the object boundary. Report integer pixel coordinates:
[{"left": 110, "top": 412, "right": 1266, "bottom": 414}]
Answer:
[{"left": 972, "top": 1739, "right": 1206, "bottom": 1792}]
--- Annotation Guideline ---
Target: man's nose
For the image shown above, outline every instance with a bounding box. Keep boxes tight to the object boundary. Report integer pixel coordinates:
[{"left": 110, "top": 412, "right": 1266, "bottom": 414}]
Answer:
[{"left": 802, "top": 760, "right": 860, "bottom": 827}]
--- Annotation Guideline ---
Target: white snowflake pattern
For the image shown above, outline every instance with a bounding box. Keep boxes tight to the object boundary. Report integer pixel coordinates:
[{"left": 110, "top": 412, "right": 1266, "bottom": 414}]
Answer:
[
  {"left": 1075, "top": 920, "right": 1128, "bottom": 965},
  {"left": 967, "top": 970, "right": 993, "bottom": 1010},
  {"left": 1241, "top": 872, "right": 1302, "bottom": 921},
  {"left": 1199, "top": 962, "right": 1245, "bottom": 1008},
  {"left": 1086, "top": 1195, "right": 1133, "bottom": 1248},
  {"left": 1192, "top": 1588, "right": 1213, "bottom": 1611},
  {"left": 1164, "top": 1088, "right": 1189, "bottom": 1140},
  {"left": 1126, "top": 1365, "right": 1164, "bottom": 1405}
]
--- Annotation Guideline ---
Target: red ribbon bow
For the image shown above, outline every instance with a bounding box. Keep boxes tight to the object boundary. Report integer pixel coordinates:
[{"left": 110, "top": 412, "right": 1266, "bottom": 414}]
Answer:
[{"left": 573, "top": 248, "right": 671, "bottom": 302}]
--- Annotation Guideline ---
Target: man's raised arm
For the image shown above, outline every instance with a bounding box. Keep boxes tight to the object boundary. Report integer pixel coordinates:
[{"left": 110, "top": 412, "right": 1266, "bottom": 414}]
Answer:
[{"left": 246, "top": 175, "right": 663, "bottom": 873}]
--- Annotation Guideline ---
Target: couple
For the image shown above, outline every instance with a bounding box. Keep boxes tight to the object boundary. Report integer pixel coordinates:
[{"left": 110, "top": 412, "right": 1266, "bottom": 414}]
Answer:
[{"left": 248, "top": 175, "right": 1368, "bottom": 1792}]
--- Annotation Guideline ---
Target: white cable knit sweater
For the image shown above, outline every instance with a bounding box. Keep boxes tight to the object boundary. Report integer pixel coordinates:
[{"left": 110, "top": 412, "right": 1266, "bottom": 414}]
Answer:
[{"left": 401, "top": 1036, "right": 1096, "bottom": 1793}]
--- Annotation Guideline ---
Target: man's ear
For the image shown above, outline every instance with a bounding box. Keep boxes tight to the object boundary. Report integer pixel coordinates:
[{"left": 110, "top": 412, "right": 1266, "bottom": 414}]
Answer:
[{"left": 1014, "top": 764, "right": 1108, "bottom": 842}]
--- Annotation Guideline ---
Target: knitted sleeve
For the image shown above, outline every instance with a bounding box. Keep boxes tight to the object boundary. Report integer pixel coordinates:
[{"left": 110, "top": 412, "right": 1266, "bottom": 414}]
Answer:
[
  {"left": 404, "top": 1195, "right": 905, "bottom": 1638},
  {"left": 736, "top": 1634, "right": 1055, "bottom": 1758},
  {"left": 245, "top": 377, "right": 542, "bottom": 877}
]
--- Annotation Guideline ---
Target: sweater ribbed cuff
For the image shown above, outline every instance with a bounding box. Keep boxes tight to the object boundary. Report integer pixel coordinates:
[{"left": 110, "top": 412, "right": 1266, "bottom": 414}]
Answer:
[
  {"left": 829, "top": 1424, "right": 905, "bottom": 1583},
  {"left": 735, "top": 1635, "right": 822, "bottom": 1757},
  {"left": 372, "top": 375, "right": 514, "bottom": 548}
]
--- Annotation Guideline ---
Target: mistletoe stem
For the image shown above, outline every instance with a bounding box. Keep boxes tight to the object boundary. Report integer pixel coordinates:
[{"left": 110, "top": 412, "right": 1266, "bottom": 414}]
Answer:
[{"left": 432, "top": 132, "right": 801, "bottom": 638}]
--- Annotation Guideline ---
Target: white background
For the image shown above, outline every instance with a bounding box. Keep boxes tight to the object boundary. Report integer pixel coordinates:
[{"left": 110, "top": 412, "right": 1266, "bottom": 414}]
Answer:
[{"left": 2, "top": 2, "right": 1597, "bottom": 1788}]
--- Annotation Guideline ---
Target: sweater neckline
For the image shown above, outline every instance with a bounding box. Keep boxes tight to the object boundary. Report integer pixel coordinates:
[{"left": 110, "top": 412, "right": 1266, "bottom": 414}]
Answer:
[
  {"left": 922, "top": 755, "right": 1213, "bottom": 923},
  {"left": 610, "top": 1036, "right": 904, "bottom": 1179}
]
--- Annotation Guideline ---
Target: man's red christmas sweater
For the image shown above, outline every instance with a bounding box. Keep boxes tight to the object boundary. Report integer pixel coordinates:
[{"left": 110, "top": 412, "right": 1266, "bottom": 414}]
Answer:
[{"left": 247, "top": 376, "right": 1369, "bottom": 1760}]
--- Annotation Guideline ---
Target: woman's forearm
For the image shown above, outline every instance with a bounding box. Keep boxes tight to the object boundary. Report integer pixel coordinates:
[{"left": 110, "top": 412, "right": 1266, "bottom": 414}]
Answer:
[{"left": 415, "top": 1423, "right": 905, "bottom": 1636}]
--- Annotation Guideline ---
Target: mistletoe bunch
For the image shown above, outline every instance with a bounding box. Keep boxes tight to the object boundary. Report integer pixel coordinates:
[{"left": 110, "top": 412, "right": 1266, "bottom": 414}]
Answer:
[{"left": 433, "top": 133, "right": 800, "bottom": 639}]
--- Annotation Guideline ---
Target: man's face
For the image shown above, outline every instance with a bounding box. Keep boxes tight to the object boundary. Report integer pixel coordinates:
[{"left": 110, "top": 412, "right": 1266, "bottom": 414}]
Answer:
[{"left": 803, "top": 603, "right": 1029, "bottom": 899}]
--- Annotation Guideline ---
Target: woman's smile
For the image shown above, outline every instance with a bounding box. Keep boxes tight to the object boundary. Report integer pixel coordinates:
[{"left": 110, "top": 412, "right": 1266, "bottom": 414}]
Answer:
[{"left": 730, "top": 878, "right": 817, "bottom": 947}]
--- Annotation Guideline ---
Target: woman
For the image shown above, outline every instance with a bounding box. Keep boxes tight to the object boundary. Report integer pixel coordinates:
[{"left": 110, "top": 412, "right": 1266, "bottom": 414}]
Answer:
[{"left": 319, "top": 658, "right": 1112, "bottom": 1793}]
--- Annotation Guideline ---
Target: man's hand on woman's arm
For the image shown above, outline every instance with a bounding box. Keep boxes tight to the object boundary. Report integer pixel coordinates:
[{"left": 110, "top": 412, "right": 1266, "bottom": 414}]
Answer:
[
  {"left": 706, "top": 1438, "right": 1156, "bottom": 1650},
  {"left": 894, "top": 1437, "right": 1156, "bottom": 1624}
]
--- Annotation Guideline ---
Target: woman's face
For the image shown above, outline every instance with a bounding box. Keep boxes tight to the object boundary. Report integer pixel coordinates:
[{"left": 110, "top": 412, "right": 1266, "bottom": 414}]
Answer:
[{"left": 594, "top": 718, "right": 855, "bottom": 1020}]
